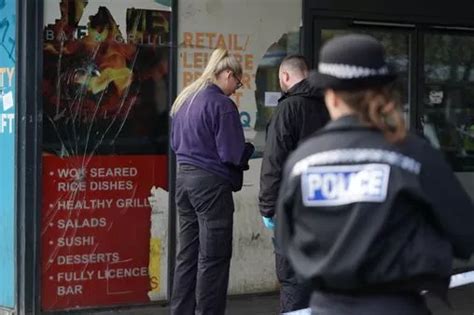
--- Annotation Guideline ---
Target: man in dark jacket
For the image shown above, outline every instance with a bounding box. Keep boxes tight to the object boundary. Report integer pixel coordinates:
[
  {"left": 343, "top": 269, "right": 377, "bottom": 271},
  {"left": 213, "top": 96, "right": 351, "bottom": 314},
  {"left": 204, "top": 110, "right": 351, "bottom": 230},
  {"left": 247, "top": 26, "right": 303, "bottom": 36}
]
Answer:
[{"left": 258, "top": 55, "right": 330, "bottom": 313}]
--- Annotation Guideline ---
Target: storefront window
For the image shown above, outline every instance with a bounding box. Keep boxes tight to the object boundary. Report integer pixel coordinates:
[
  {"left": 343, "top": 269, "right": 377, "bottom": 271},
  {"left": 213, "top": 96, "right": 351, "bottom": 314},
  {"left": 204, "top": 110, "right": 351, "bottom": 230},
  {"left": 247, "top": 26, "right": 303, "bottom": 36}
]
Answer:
[
  {"left": 41, "top": 0, "right": 171, "bottom": 310},
  {"left": 423, "top": 33, "right": 474, "bottom": 171}
]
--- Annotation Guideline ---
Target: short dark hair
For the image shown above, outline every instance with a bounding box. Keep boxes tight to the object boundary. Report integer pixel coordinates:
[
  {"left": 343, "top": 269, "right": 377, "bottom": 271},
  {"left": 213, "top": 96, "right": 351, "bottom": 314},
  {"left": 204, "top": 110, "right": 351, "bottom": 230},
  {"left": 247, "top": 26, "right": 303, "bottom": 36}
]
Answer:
[{"left": 280, "top": 54, "right": 308, "bottom": 73}]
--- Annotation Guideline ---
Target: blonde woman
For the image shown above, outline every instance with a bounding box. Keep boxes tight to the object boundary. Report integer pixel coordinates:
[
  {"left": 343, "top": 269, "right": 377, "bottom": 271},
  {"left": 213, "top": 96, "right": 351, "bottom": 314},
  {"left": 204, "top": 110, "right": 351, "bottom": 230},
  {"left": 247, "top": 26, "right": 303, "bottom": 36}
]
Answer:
[
  {"left": 170, "top": 49, "right": 253, "bottom": 315},
  {"left": 276, "top": 34, "right": 474, "bottom": 315}
]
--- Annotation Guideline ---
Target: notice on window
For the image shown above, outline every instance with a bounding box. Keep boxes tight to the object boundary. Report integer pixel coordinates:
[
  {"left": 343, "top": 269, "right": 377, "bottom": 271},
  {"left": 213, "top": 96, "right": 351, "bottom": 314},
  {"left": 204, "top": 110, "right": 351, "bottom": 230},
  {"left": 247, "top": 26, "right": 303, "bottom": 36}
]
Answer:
[
  {"left": 264, "top": 92, "right": 281, "bottom": 107},
  {"left": 41, "top": 155, "right": 168, "bottom": 310}
]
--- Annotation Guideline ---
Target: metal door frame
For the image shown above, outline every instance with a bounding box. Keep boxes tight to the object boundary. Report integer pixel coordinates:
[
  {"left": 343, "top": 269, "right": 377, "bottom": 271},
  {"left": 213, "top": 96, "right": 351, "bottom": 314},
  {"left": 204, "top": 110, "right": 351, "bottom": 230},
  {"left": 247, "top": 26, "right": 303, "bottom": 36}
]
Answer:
[
  {"left": 303, "top": 5, "right": 474, "bottom": 273},
  {"left": 16, "top": 0, "right": 43, "bottom": 313},
  {"left": 303, "top": 1, "right": 474, "bottom": 134}
]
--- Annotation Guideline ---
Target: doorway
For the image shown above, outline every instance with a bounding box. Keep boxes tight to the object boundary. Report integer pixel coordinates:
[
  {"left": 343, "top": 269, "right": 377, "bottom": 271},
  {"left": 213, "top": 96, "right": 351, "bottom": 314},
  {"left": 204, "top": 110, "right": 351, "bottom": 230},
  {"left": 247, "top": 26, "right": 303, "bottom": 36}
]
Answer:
[
  {"left": 309, "top": 15, "right": 474, "bottom": 272},
  {"left": 311, "top": 18, "right": 474, "bottom": 175}
]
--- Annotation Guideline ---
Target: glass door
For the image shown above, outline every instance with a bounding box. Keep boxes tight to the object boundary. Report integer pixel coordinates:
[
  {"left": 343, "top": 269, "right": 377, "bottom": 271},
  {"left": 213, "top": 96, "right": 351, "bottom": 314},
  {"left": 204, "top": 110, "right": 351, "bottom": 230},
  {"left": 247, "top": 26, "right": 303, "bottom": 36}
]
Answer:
[
  {"left": 311, "top": 18, "right": 474, "bottom": 272},
  {"left": 313, "top": 19, "right": 414, "bottom": 128},
  {"left": 422, "top": 30, "right": 474, "bottom": 270},
  {"left": 421, "top": 31, "right": 474, "bottom": 173}
]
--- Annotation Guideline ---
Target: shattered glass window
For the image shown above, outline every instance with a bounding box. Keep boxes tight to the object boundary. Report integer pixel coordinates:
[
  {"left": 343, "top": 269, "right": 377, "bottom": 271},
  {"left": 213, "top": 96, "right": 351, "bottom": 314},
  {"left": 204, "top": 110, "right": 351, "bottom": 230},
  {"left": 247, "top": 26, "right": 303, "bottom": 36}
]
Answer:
[
  {"left": 43, "top": 2, "right": 170, "bottom": 155},
  {"left": 41, "top": 0, "right": 171, "bottom": 310}
]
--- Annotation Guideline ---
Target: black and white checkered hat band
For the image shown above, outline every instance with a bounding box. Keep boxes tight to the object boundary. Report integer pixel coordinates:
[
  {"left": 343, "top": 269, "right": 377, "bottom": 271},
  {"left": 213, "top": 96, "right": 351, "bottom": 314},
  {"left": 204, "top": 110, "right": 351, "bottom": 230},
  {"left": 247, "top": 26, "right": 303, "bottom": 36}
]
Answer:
[{"left": 318, "top": 63, "right": 389, "bottom": 79}]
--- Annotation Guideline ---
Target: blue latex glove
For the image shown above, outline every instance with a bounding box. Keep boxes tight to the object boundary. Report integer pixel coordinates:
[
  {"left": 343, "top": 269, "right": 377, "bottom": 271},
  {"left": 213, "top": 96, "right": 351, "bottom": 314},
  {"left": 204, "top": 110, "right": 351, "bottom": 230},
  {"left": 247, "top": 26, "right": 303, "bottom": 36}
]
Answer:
[{"left": 262, "top": 216, "right": 275, "bottom": 230}]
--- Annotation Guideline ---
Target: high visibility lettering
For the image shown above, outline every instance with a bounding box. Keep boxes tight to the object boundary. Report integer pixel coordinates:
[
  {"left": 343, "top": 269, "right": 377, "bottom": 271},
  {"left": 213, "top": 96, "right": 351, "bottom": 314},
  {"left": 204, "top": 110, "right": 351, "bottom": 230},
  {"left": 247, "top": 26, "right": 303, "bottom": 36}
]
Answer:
[{"left": 302, "top": 164, "right": 390, "bottom": 206}]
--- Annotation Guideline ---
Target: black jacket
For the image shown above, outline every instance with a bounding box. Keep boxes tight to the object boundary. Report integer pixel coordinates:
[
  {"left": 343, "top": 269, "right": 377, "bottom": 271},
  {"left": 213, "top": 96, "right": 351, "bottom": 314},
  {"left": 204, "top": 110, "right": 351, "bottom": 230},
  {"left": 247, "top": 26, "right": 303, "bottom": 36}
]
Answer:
[
  {"left": 259, "top": 79, "right": 329, "bottom": 218},
  {"left": 276, "top": 115, "right": 474, "bottom": 296}
]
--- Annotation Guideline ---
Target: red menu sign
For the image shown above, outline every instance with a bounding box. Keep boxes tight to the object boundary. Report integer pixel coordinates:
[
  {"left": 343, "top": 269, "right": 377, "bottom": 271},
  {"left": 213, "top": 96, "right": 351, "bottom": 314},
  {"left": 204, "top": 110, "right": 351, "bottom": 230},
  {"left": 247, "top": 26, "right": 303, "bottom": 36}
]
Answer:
[{"left": 41, "top": 155, "right": 167, "bottom": 310}]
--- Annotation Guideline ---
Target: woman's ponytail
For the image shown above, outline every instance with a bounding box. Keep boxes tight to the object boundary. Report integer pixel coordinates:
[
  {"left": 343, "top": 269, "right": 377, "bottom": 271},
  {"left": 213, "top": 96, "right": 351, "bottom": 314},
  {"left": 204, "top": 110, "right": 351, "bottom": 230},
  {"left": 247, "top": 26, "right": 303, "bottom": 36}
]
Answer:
[
  {"left": 338, "top": 85, "right": 407, "bottom": 143},
  {"left": 170, "top": 48, "right": 242, "bottom": 116}
]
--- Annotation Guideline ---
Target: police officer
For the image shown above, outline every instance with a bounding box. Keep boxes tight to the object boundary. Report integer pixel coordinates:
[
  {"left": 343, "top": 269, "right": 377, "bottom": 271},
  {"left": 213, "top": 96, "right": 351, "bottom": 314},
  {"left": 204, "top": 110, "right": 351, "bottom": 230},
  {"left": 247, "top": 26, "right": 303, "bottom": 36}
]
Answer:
[{"left": 275, "top": 34, "right": 474, "bottom": 315}]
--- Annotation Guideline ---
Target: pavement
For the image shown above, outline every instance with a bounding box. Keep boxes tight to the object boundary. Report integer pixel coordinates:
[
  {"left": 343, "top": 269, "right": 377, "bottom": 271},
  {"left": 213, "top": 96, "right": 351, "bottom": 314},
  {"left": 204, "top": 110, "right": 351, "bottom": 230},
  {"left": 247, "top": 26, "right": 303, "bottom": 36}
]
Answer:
[
  {"left": 94, "top": 293, "right": 279, "bottom": 315},
  {"left": 92, "top": 285, "right": 474, "bottom": 315}
]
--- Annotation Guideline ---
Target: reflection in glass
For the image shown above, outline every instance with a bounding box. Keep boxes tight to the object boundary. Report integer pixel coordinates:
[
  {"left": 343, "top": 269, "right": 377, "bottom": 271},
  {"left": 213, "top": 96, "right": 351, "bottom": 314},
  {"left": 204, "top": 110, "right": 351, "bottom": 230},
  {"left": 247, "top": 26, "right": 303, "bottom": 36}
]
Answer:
[
  {"left": 321, "top": 29, "right": 410, "bottom": 122},
  {"left": 423, "top": 34, "right": 474, "bottom": 171}
]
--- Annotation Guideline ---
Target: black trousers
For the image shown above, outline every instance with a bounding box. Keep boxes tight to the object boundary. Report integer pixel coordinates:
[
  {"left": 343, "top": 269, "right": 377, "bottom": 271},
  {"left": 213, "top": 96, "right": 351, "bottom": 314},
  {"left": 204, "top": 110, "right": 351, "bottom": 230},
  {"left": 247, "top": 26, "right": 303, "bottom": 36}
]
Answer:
[
  {"left": 310, "top": 291, "right": 432, "bottom": 315},
  {"left": 275, "top": 252, "right": 312, "bottom": 313},
  {"left": 170, "top": 164, "right": 234, "bottom": 315}
]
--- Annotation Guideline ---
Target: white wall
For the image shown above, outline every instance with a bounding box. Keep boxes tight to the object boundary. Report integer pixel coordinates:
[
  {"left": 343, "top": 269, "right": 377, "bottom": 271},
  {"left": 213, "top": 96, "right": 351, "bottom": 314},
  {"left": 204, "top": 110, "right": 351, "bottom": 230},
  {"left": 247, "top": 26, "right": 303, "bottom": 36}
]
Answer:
[{"left": 229, "top": 158, "right": 279, "bottom": 294}]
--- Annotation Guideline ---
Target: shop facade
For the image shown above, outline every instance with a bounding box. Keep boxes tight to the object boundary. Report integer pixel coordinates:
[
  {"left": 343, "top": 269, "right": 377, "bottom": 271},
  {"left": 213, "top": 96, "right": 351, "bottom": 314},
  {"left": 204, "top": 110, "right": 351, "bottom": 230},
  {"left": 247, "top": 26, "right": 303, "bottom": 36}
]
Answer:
[{"left": 1, "top": 0, "right": 473, "bottom": 314}]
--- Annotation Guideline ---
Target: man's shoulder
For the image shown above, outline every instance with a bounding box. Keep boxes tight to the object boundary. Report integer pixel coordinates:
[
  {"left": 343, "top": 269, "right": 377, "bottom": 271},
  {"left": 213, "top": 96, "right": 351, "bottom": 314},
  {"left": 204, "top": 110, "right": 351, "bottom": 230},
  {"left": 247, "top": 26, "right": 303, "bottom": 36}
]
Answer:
[
  {"left": 279, "top": 92, "right": 323, "bottom": 107},
  {"left": 277, "top": 94, "right": 308, "bottom": 111},
  {"left": 275, "top": 96, "right": 325, "bottom": 124}
]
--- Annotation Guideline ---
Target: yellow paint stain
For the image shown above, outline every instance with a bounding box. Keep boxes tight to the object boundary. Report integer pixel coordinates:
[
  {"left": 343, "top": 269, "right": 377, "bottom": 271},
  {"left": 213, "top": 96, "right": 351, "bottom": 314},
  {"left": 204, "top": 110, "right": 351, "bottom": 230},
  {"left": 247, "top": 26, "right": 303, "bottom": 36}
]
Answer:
[{"left": 148, "top": 238, "right": 161, "bottom": 294}]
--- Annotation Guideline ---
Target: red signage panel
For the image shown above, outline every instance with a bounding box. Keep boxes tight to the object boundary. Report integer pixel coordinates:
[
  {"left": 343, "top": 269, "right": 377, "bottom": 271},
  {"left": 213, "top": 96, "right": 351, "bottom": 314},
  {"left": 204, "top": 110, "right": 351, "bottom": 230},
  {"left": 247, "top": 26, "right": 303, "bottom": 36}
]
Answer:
[{"left": 41, "top": 155, "right": 167, "bottom": 310}]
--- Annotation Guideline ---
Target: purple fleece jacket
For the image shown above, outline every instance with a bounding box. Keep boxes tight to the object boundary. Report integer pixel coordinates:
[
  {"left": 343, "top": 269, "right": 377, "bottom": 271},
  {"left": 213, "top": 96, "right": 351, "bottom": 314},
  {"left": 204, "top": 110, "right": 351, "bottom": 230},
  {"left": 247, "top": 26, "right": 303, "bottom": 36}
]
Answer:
[{"left": 171, "top": 84, "right": 245, "bottom": 188}]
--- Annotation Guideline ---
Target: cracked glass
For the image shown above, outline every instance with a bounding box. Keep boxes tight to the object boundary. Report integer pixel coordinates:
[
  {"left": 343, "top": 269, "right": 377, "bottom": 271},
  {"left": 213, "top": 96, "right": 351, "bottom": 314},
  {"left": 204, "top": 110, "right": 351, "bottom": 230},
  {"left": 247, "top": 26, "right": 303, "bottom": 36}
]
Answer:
[{"left": 41, "top": 0, "right": 171, "bottom": 310}]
